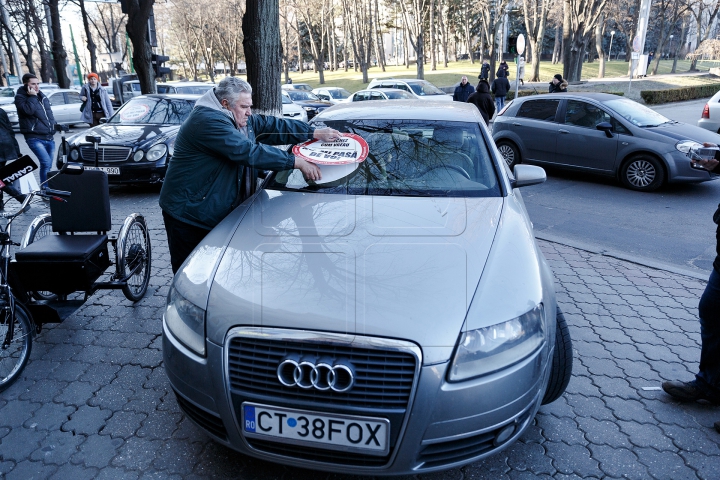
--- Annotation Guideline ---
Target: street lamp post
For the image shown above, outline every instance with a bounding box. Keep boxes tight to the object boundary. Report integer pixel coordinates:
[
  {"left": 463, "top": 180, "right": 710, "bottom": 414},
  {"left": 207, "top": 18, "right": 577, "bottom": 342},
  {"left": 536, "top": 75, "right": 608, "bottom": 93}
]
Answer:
[
  {"left": 608, "top": 30, "right": 616, "bottom": 61},
  {"left": 668, "top": 34, "right": 674, "bottom": 59}
]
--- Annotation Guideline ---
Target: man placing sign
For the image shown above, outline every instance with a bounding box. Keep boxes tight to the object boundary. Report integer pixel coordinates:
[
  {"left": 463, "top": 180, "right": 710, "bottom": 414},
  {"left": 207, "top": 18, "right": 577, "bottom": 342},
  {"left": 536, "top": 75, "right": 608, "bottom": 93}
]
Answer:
[{"left": 159, "top": 77, "right": 340, "bottom": 273}]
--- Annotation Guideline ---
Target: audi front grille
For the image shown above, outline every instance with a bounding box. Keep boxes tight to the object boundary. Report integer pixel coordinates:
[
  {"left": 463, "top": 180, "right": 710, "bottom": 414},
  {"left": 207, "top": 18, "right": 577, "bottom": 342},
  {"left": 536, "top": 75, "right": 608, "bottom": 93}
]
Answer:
[
  {"left": 79, "top": 145, "right": 132, "bottom": 163},
  {"left": 226, "top": 332, "right": 418, "bottom": 409}
]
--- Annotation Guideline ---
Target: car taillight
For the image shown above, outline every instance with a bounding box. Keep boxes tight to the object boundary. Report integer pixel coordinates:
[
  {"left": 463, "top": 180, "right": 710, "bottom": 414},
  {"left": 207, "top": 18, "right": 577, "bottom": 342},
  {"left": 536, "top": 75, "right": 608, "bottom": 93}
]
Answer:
[{"left": 702, "top": 104, "right": 710, "bottom": 119}]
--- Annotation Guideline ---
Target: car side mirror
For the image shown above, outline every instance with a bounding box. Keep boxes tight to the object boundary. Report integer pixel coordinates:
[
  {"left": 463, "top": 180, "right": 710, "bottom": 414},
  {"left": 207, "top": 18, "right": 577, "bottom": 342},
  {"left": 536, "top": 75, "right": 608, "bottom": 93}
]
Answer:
[
  {"left": 99, "top": 117, "right": 108, "bottom": 124},
  {"left": 596, "top": 121, "right": 614, "bottom": 138},
  {"left": 512, "top": 164, "right": 546, "bottom": 188}
]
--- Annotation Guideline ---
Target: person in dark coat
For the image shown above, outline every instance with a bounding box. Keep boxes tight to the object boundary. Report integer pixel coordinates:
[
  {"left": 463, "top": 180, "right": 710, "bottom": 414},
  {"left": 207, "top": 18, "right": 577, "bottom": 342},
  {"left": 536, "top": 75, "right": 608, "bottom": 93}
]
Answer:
[
  {"left": 549, "top": 74, "right": 568, "bottom": 93},
  {"left": 0, "top": 109, "right": 26, "bottom": 206},
  {"left": 491, "top": 70, "right": 511, "bottom": 112},
  {"left": 662, "top": 144, "right": 720, "bottom": 433},
  {"left": 453, "top": 76, "right": 475, "bottom": 102},
  {"left": 467, "top": 81, "right": 495, "bottom": 126},
  {"left": 498, "top": 60, "right": 510, "bottom": 79},
  {"left": 479, "top": 62, "right": 490, "bottom": 82},
  {"left": 14, "top": 73, "right": 55, "bottom": 188}
]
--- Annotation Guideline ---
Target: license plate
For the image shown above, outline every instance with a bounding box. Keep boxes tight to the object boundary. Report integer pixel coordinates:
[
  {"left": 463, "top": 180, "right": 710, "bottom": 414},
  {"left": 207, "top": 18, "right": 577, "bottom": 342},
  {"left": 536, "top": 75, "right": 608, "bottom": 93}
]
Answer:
[
  {"left": 84, "top": 166, "right": 120, "bottom": 175},
  {"left": 242, "top": 402, "right": 389, "bottom": 455}
]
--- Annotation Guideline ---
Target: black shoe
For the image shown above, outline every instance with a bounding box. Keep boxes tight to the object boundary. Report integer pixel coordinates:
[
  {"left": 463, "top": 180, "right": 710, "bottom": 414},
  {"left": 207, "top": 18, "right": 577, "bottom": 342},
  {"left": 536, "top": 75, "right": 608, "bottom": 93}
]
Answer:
[
  {"left": 14, "top": 194, "right": 27, "bottom": 203},
  {"left": 662, "top": 380, "right": 720, "bottom": 404}
]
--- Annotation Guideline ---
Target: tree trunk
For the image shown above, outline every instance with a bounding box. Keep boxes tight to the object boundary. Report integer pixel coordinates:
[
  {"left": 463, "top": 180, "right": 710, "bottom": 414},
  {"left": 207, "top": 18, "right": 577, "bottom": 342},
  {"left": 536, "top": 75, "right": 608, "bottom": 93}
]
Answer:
[
  {"left": 297, "top": 16, "right": 304, "bottom": 74},
  {"left": 562, "top": 0, "right": 571, "bottom": 78},
  {"left": 595, "top": 14, "right": 605, "bottom": 78},
  {"left": 243, "top": 0, "right": 281, "bottom": 116},
  {"left": 429, "top": 0, "right": 436, "bottom": 70},
  {"left": 48, "top": 0, "right": 70, "bottom": 88},
  {"left": 79, "top": 0, "right": 98, "bottom": 73},
  {"left": 552, "top": 26, "right": 561, "bottom": 64},
  {"left": 125, "top": 0, "right": 155, "bottom": 94}
]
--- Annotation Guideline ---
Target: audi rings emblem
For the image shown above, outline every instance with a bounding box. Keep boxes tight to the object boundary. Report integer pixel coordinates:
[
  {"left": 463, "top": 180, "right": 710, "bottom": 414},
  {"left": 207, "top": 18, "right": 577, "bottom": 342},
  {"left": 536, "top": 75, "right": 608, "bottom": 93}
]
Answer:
[{"left": 277, "top": 358, "right": 355, "bottom": 392}]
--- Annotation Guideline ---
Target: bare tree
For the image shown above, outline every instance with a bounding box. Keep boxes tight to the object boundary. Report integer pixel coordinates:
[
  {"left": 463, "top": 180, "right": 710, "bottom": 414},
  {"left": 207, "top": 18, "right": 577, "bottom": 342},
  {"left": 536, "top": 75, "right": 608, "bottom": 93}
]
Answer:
[
  {"left": 343, "top": 0, "right": 374, "bottom": 82},
  {"left": 125, "top": 0, "right": 155, "bottom": 93},
  {"left": 243, "top": 0, "right": 282, "bottom": 116},
  {"left": 687, "top": 0, "right": 720, "bottom": 70},
  {"left": 400, "top": 0, "right": 428, "bottom": 79},
  {"left": 522, "top": 0, "right": 550, "bottom": 81},
  {"left": 562, "top": 0, "right": 608, "bottom": 81},
  {"left": 648, "top": 0, "right": 688, "bottom": 74},
  {"left": 48, "top": 0, "right": 70, "bottom": 87}
]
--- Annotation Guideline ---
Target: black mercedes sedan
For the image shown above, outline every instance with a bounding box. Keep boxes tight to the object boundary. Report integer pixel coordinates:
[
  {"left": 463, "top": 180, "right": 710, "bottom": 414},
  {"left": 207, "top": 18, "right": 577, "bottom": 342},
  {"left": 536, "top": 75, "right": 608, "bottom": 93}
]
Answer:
[
  {"left": 283, "top": 90, "right": 332, "bottom": 120},
  {"left": 57, "top": 94, "right": 199, "bottom": 184}
]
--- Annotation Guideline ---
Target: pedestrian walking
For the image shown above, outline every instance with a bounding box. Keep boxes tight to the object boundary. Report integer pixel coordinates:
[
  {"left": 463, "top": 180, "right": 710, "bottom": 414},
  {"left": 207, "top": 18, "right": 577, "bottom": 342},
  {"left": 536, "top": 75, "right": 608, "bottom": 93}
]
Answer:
[
  {"left": 466, "top": 81, "right": 495, "bottom": 126},
  {"left": 14, "top": 73, "right": 55, "bottom": 188},
  {"left": 159, "top": 77, "right": 340, "bottom": 273},
  {"left": 0, "top": 108, "right": 27, "bottom": 207},
  {"left": 453, "top": 76, "right": 475, "bottom": 103},
  {"left": 646, "top": 51, "right": 654, "bottom": 76},
  {"left": 479, "top": 61, "right": 490, "bottom": 83},
  {"left": 549, "top": 74, "right": 568, "bottom": 93},
  {"left": 517, "top": 56, "right": 526, "bottom": 86},
  {"left": 662, "top": 143, "right": 720, "bottom": 434},
  {"left": 80, "top": 73, "right": 114, "bottom": 127},
  {"left": 499, "top": 60, "right": 510, "bottom": 79},
  {"left": 491, "top": 70, "right": 511, "bottom": 112}
]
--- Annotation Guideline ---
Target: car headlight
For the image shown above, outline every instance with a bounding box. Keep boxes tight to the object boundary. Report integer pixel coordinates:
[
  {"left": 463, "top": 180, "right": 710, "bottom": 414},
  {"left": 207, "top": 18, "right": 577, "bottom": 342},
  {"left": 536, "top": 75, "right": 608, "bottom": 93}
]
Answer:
[
  {"left": 165, "top": 285, "right": 206, "bottom": 356},
  {"left": 448, "top": 304, "right": 545, "bottom": 382},
  {"left": 146, "top": 143, "right": 168, "bottom": 162},
  {"left": 133, "top": 150, "right": 144, "bottom": 162},
  {"left": 676, "top": 140, "right": 702, "bottom": 153},
  {"left": 70, "top": 148, "right": 79, "bottom": 161},
  {"left": 168, "top": 138, "right": 176, "bottom": 157},
  {"left": 304, "top": 106, "right": 316, "bottom": 112}
]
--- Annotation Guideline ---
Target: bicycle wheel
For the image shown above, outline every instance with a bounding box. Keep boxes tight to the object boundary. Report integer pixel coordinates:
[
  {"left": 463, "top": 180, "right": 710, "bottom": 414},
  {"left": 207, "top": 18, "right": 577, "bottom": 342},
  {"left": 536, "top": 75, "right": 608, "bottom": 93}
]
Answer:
[
  {"left": 116, "top": 214, "right": 151, "bottom": 302},
  {"left": 0, "top": 301, "right": 33, "bottom": 393},
  {"left": 20, "top": 214, "right": 57, "bottom": 301}
]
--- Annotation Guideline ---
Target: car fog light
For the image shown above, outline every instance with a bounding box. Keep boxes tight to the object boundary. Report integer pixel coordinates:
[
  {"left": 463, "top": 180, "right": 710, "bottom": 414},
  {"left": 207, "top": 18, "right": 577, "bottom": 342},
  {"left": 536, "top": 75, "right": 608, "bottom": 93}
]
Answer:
[
  {"left": 493, "top": 423, "right": 516, "bottom": 447},
  {"left": 133, "top": 150, "right": 144, "bottom": 162},
  {"left": 165, "top": 285, "right": 206, "bottom": 356},
  {"left": 448, "top": 305, "right": 545, "bottom": 381}
]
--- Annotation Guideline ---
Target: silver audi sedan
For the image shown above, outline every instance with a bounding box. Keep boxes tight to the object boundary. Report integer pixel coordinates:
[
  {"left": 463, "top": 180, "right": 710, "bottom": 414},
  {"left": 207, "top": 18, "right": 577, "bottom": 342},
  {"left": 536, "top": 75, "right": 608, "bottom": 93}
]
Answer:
[{"left": 162, "top": 101, "right": 572, "bottom": 475}]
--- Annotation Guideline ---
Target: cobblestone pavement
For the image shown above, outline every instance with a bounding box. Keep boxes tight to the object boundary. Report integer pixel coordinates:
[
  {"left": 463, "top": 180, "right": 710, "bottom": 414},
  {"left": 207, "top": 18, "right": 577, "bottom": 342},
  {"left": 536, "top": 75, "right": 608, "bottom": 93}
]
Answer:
[{"left": 0, "top": 187, "right": 719, "bottom": 480}]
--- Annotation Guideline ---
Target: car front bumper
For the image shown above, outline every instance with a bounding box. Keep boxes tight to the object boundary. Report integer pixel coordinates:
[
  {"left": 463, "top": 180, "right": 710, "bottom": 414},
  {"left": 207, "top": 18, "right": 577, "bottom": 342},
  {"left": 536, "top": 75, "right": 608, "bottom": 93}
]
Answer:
[
  {"left": 162, "top": 320, "right": 550, "bottom": 475},
  {"left": 664, "top": 150, "right": 717, "bottom": 184}
]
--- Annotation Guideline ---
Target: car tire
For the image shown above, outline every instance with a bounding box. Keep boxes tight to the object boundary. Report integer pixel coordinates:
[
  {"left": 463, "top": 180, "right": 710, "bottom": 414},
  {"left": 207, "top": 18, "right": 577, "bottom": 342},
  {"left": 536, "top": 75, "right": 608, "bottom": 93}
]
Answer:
[
  {"left": 541, "top": 306, "right": 573, "bottom": 405},
  {"left": 496, "top": 141, "right": 520, "bottom": 169},
  {"left": 619, "top": 155, "right": 665, "bottom": 192}
]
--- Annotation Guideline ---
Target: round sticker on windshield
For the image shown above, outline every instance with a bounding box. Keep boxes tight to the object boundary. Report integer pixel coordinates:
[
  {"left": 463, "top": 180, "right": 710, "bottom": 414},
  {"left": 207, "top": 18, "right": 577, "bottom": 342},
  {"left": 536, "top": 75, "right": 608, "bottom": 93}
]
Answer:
[
  {"left": 292, "top": 133, "right": 368, "bottom": 165},
  {"left": 120, "top": 103, "right": 150, "bottom": 121}
]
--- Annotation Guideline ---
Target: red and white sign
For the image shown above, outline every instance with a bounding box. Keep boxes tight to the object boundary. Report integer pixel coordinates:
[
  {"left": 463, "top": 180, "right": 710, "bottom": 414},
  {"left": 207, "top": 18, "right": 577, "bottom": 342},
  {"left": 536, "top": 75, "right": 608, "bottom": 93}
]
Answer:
[
  {"left": 120, "top": 103, "right": 150, "bottom": 121},
  {"left": 292, "top": 133, "right": 369, "bottom": 165}
]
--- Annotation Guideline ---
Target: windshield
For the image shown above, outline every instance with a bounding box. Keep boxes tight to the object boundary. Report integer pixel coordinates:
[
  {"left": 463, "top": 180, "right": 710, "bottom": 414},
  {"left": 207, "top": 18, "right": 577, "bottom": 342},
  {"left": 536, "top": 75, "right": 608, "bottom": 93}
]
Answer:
[
  {"left": 282, "top": 94, "right": 293, "bottom": 104},
  {"left": 385, "top": 91, "right": 415, "bottom": 99},
  {"left": 604, "top": 97, "right": 670, "bottom": 127},
  {"left": 174, "top": 85, "right": 213, "bottom": 94},
  {"left": 0, "top": 88, "right": 14, "bottom": 98},
  {"left": 267, "top": 119, "right": 501, "bottom": 198},
  {"left": 288, "top": 90, "right": 320, "bottom": 101},
  {"left": 330, "top": 88, "right": 351, "bottom": 99},
  {"left": 408, "top": 81, "right": 445, "bottom": 96},
  {"left": 109, "top": 97, "right": 195, "bottom": 125}
]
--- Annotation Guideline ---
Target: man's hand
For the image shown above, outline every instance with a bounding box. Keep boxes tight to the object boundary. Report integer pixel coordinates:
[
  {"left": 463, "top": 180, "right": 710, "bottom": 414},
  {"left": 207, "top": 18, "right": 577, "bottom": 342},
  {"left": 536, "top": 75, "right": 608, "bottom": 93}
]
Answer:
[
  {"left": 693, "top": 158, "right": 720, "bottom": 171},
  {"left": 27, "top": 86, "right": 38, "bottom": 96},
  {"left": 313, "top": 127, "right": 341, "bottom": 142},
  {"left": 294, "top": 157, "right": 322, "bottom": 182}
]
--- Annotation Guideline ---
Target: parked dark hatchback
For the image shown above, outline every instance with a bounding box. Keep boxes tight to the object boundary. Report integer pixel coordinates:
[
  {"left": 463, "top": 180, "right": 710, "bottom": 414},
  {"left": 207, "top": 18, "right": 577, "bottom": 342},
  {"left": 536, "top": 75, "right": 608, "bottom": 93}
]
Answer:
[
  {"left": 58, "top": 94, "right": 198, "bottom": 184},
  {"left": 492, "top": 93, "right": 720, "bottom": 191},
  {"left": 284, "top": 90, "right": 332, "bottom": 120}
]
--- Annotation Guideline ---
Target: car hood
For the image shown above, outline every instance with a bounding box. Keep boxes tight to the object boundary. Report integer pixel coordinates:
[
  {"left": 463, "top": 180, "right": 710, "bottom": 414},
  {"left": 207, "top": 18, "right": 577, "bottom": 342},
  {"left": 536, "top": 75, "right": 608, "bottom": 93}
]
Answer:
[
  {"left": 203, "top": 190, "right": 503, "bottom": 363},
  {"left": 68, "top": 123, "right": 179, "bottom": 149},
  {"left": 643, "top": 121, "right": 720, "bottom": 144}
]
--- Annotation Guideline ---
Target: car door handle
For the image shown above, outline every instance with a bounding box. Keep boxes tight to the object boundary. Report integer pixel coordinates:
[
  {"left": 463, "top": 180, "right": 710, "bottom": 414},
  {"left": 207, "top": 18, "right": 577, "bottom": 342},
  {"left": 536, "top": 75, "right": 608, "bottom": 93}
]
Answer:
[
  {"left": 558, "top": 129, "right": 569, "bottom": 134},
  {"left": 622, "top": 141, "right": 629, "bottom": 145},
  {"left": 512, "top": 122, "right": 521, "bottom": 126}
]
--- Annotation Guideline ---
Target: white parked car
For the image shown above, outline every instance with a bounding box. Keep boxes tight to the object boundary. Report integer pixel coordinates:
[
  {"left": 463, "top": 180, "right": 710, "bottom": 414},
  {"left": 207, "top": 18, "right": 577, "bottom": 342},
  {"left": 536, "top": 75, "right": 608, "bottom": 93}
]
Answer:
[
  {"left": 698, "top": 89, "right": 720, "bottom": 133},
  {"left": 367, "top": 78, "right": 452, "bottom": 102},
  {"left": 1, "top": 88, "right": 88, "bottom": 130},
  {"left": 282, "top": 83, "right": 313, "bottom": 92},
  {"left": 349, "top": 88, "right": 417, "bottom": 102},
  {"left": 312, "top": 87, "right": 352, "bottom": 104},
  {"left": 281, "top": 91, "right": 308, "bottom": 122}
]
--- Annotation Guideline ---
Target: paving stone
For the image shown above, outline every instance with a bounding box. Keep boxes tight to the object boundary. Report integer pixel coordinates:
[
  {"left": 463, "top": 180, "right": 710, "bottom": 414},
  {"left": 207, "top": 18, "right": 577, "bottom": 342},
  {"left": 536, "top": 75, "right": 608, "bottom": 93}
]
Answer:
[
  {"left": 4, "top": 460, "right": 57, "bottom": 480},
  {"left": 25, "top": 402, "right": 76, "bottom": 432},
  {"left": 463, "top": 453, "right": 511, "bottom": 479},
  {"left": 587, "top": 444, "right": 648, "bottom": 478},
  {"left": 137, "top": 410, "right": 182, "bottom": 440},
  {"left": 18, "top": 379, "right": 68, "bottom": 404},
  {"left": 152, "top": 438, "right": 205, "bottom": 474},
  {"left": 48, "top": 463, "right": 99, "bottom": 480},
  {"left": 661, "top": 424, "right": 720, "bottom": 455},
  {"left": 544, "top": 441, "right": 602, "bottom": 477},
  {"left": 679, "top": 450, "right": 720, "bottom": 480},
  {"left": 0, "top": 426, "right": 48, "bottom": 462},
  {"left": 63, "top": 405, "right": 113, "bottom": 436},
  {"left": 29, "top": 429, "right": 84, "bottom": 465},
  {"left": 112, "top": 437, "right": 163, "bottom": 471},
  {"left": 54, "top": 381, "right": 100, "bottom": 408},
  {"left": 616, "top": 420, "right": 677, "bottom": 451},
  {"left": 0, "top": 400, "right": 40, "bottom": 428},
  {"left": 505, "top": 441, "right": 554, "bottom": 475},
  {"left": 604, "top": 397, "right": 656, "bottom": 424},
  {"left": 88, "top": 382, "right": 134, "bottom": 411},
  {"left": 21, "top": 359, "right": 60, "bottom": 381},
  {"left": 72, "top": 434, "right": 123, "bottom": 468},
  {"left": 564, "top": 375, "right": 602, "bottom": 398},
  {"left": 76, "top": 359, "right": 121, "bottom": 383},
  {"left": 566, "top": 394, "right": 615, "bottom": 421},
  {"left": 95, "top": 467, "right": 141, "bottom": 480}
]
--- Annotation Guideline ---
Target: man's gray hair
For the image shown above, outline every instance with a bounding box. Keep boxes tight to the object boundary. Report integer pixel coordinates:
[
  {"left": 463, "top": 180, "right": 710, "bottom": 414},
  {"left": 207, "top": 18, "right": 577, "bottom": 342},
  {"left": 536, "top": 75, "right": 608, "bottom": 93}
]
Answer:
[{"left": 214, "top": 77, "right": 252, "bottom": 107}]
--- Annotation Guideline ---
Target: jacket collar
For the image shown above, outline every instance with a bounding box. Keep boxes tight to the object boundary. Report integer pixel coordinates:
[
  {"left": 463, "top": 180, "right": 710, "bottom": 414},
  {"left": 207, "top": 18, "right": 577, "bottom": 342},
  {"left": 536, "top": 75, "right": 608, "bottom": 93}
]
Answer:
[{"left": 195, "top": 88, "right": 249, "bottom": 135}]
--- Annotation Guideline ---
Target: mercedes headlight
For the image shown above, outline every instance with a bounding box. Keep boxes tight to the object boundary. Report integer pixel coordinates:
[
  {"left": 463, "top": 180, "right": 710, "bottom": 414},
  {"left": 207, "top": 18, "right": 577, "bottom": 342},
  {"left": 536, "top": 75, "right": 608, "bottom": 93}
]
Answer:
[
  {"left": 133, "top": 150, "right": 144, "bottom": 162},
  {"left": 146, "top": 143, "right": 168, "bottom": 162},
  {"left": 448, "top": 305, "right": 545, "bottom": 382},
  {"left": 70, "top": 148, "right": 79, "bottom": 161},
  {"left": 165, "top": 285, "right": 206, "bottom": 356},
  {"left": 676, "top": 140, "right": 702, "bottom": 154}
]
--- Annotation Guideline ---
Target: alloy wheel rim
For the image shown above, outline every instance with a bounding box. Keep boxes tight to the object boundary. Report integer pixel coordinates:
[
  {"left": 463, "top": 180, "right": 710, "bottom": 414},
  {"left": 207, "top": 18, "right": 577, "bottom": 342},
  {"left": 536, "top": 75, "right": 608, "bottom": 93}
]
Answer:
[
  {"left": 626, "top": 160, "right": 656, "bottom": 187},
  {"left": 498, "top": 145, "right": 515, "bottom": 166}
]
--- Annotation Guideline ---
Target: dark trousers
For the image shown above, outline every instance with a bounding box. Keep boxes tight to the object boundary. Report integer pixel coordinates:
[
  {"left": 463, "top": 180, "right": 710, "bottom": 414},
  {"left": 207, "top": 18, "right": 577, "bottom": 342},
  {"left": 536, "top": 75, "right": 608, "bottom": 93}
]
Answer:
[
  {"left": 162, "top": 211, "right": 211, "bottom": 274},
  {"left": 697, "top": 268, "right": 720, "bottom": 398}
]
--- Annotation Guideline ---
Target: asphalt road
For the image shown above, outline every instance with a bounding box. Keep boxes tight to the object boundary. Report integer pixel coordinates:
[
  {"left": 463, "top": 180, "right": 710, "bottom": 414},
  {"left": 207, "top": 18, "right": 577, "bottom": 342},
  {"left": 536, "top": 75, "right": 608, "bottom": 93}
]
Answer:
[{"left": 521, "top": 97, "right": 720, "bottom": 276}]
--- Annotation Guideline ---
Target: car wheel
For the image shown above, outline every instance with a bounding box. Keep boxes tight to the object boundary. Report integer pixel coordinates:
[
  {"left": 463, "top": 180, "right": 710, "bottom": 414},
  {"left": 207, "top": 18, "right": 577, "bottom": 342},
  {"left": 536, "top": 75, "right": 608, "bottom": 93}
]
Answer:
[
  {"left": 496, "top": 141, "right": 520, "bottom": 168},
  {"left": 619, "top": 155, "right": 664, "bottom": 192},
  {"left": 541, "top": 306, "right": 573, "bottom": 405}
]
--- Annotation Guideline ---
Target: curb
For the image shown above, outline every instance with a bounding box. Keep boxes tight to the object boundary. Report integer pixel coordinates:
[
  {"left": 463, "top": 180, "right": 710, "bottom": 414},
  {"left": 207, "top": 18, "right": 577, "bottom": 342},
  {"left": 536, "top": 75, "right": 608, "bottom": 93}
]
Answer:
[{"left": 535, "top": 231, "right": 710, "bottom": 282}]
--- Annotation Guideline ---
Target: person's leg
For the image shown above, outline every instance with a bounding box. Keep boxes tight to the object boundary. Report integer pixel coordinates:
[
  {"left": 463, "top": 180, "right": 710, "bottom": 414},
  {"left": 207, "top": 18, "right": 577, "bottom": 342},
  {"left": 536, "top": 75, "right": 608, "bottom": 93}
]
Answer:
[
  {"left": 696, "top": 269, "right": 720, "bottom": 398},
  {"left": 27, "top": 138, "right": 54, "bottom": 186},
  {"left": 499, "top": 96, "right": 505, "bottom": 109},
  {"left": 162, "top": 211, "right": 211, "bottom": 274},
  {"left": 495, "top": 97, "right": 502, "bottom": 112}
]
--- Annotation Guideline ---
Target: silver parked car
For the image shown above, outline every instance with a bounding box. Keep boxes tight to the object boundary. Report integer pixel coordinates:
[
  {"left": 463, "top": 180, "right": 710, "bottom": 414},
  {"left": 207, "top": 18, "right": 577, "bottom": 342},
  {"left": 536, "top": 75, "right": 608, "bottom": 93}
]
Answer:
[
  {"left": 493, "top": 93, "right": 720, "bottom": 191},
  {"left": 349, "top": 88, "right": 418, "bottom": 102},
  {"left": 1, "top": 88, "right": 88, "bottom": 130},
  {"left": 697, "top": 89, "right": 720, "bottom": 133},
  {"left": 162, "top": 100, "right": 572, "bottom": 475}
]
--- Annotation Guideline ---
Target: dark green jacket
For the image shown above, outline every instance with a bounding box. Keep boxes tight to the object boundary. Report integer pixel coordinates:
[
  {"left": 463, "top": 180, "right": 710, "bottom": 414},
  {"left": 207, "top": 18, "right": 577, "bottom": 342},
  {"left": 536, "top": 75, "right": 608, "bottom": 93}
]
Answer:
[{"left": 159, "top": 91, "right": 315, "bottom": 230}]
